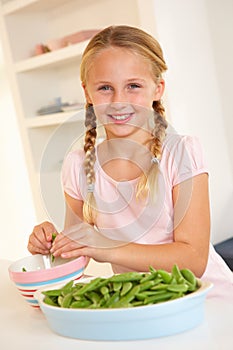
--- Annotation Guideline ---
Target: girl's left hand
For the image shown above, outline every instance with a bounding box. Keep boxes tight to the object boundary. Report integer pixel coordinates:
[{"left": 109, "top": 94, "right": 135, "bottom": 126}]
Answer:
[{"left": 50, "top": 222, "right": 124, "bottom": 261}]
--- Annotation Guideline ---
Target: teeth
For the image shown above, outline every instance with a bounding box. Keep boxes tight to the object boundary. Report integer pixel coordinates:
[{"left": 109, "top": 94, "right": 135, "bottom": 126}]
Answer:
[{"left": 111, "top": 115, "right": 129, "bottom": 120}]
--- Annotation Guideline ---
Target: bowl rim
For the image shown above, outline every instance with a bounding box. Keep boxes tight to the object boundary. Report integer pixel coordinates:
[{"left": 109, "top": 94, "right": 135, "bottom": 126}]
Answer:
[
  {"left": 8, "top": 255, "right": 86, "bottom": 283},
  {"left": 35, "top": 276, "right": 213, "bottom": 313}
]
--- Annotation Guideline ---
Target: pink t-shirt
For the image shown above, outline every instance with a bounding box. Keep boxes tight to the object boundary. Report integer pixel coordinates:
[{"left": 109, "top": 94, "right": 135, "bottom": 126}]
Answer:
[{"left": 62, "top": 133, "right": 233, "bottom": 299}]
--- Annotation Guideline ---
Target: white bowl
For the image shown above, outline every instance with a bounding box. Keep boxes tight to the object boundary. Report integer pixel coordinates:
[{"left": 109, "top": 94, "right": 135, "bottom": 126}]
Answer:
[
  {"left": 35, "top": 277, "right": 213, "bottom": 340},
  {"left": 9, "top": 254, "right": 86, "bottom": 308}
]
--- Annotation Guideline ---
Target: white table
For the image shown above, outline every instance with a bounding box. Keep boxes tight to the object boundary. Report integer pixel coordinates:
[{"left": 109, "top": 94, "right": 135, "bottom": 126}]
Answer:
[{"left": 1, "top": 259, "right": 232, "bottom": 350}]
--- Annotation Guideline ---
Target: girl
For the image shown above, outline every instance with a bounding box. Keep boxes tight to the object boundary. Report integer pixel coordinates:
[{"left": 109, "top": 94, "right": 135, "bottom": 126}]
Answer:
[{"left": 28, "top": 25, "right": 233, "bottom": 299}]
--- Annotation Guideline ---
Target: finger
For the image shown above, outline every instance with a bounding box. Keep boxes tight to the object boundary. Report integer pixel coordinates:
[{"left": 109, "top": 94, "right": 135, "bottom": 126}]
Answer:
[
  {"left": 27, "top": 241, "right": 50, "bottom": 255},
  {"left": 40, "top": 221, "right": 58, "bottom": 242},
  {"left": 60, "top": 247, "right": 88, "bottom": 259},
  {"left": 51, "top": 238, "right": 86, "bottom": 257}
]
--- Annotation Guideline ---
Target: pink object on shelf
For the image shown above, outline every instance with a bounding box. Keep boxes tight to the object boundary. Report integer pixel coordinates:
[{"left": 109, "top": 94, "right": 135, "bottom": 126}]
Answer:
[
  {"left": 46, "top": 37, "right": 67, "bottom": 51},
  {"left": 64, "top": 29, "right": 100, "bottom": 45}
]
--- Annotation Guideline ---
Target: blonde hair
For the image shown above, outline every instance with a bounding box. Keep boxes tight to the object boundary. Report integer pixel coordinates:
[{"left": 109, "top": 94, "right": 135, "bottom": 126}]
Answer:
[{"left": 80, "top": 25, "right": 168, "bottom": 224}]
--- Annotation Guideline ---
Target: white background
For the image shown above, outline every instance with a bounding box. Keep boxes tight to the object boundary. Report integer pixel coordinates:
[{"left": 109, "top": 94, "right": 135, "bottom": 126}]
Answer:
[{"left": 0, "top": 0, "right": 232, "bottom": 261}]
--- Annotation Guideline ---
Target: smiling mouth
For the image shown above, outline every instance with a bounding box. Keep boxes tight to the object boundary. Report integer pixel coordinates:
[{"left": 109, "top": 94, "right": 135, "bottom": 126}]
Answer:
[{"left": 108, "top": 113, "right": 134, "bottom": 122}]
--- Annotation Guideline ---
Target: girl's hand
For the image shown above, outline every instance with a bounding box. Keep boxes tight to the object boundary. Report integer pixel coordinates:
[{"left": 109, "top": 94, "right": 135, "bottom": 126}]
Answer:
[
  {"left": 27, "top": 221, "right": 58, "bottom": 255},
  {"left": 50, "top": 222, "right": 124, "bottom": 260}
]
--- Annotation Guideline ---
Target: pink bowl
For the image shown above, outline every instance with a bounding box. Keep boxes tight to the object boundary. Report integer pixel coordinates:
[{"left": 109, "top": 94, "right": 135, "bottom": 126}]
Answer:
[{"left": 9, "top": 254, "right": 86, "bottom": 308}]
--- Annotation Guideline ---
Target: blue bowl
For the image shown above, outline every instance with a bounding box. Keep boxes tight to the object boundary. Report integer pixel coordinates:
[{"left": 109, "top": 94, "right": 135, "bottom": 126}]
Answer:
[{"left": 35, "top": 278, "right": 212, "bottom": 340}]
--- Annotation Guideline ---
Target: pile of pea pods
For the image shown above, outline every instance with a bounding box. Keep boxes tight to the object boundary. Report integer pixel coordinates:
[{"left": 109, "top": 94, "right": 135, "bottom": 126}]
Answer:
[{"left": 42, "top": 264, "right": 199, "bottom": 309}]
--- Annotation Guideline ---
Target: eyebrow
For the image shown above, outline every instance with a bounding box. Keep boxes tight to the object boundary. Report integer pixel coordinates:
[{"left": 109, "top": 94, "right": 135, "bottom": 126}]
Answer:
[{"left": 93, "top": 78, "right": 146, "bottom": 85}]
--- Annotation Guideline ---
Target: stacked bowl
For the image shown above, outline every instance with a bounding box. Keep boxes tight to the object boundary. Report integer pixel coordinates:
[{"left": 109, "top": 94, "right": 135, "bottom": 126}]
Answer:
[{"left": 8, "top": 254, "right": 86, "bottom": 308}]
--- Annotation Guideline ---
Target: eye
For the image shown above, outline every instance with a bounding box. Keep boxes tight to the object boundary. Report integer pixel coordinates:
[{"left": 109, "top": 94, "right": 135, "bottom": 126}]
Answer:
[
  {"left": 98, "top": 85, "right": 112, "bottom": 91},
  {"left": 128, "top": 83, "right": 141, "bottom": 89}
]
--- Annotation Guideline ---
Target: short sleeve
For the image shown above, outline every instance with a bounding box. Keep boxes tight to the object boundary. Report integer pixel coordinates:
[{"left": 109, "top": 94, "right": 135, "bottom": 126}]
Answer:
[
  {"left": 163, "top": 134, "right": 208, "bottom": 187},
  {"left": 61, "top": 150, "right": 85, "bottom": 200}
]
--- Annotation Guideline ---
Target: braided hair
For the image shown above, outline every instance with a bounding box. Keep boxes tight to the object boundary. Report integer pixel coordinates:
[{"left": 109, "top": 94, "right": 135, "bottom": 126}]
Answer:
[{"left": 80, "top": 25, "right": 168, "bottom": 223}]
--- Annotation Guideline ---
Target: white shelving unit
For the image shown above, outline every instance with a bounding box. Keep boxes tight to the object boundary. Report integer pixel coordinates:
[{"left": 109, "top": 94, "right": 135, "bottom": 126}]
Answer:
[{"left": 0, "top": 0, "right": 158, "bottom": 229}]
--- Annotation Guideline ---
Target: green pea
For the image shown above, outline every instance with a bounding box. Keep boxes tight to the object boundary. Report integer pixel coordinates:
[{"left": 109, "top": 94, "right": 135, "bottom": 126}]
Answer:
[
  {"left": 171, "top": 264, "right": 185, "bottom": 283},
  {"left": 86, "top": 291, "right": 101, "bottom": 306},
  {"left": 70, "top": 300, "right": 92, "bottom": 308},
  {"left": 74, "top": 277, "right": 103, "bottom": 295},
  {"left": 50, "top": 233, "right": 57, "bottom": 263},
  {"left": 113, "top": 285, "right": 140, "bottom": 308},
  {"left": 100, "top": 286, "right": 109, "bottom": 295},
  {"left": 104, "top": 291, "right": 120, "bottom": 308},
  {"left": 61, "top": 292, "right": 73, "bottom": 308},
  {"left": 140, "top": 271, "right": 157, "bottom": 283},
  {"left": 120, "top": 282, "right": 133, "bottom": 296},
  {"left": 139, "top": 280, "right": 155, "bottom": 292},
  {"left": 149, "top": 265, "right": 157, "bottom": 273},
  {"left": 151, "top": 283, "right": 169, "bottom": 291},
  {"left": 113, "top": 282, "right": 122, "bottom": 292},
  {"left": 180, "top": 268, "right": 197, "bottom": 287},
  {"left": 42, "top": 289, "right": 62, "bottom": 297},
  {"left": 144, "top": 291, "right": 175, "bottom": 305},
  {"left": 108, "top": 272, "right": 142, "bottom": 283},
  {"left": 61, "top": 280, "right": 74, "bottom": 294},
  {"left": 43, "top": 296, "right": 58, "bottom": 306},
  {"left": 157, "top": 269, "right": 172, "bottom": 283},
  {"left": 167, "top": 283, "right": 188, "bottom": 293}
]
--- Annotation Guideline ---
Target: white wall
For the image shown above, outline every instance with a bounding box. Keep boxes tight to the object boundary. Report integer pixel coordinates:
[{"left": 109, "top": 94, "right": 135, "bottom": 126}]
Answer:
[
  {"left": 153, "top": 0, "right": 233, "bottom": 244},
  {"left": 0, "top": 44, "right": 36, "bottom": 260}
]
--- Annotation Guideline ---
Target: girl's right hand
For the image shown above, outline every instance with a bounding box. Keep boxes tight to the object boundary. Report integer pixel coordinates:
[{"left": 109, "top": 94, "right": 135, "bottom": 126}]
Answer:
[{"left": 27, "top": 221, "right": 58, "bottom": 255}]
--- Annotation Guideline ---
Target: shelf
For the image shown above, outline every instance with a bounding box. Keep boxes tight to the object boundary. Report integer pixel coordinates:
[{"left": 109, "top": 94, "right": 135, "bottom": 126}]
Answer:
[
  {"left": 25, "top": 110, "right": 85, "bottom": 128},
  {"left": 14, "top": 40, "right": 88, "bottom": 72},
  {"left": 1, "top": 0, "right": 37, "bottom": 15},
  {"left": 1, "top": 0, "right": 70, "bottom": 15}
]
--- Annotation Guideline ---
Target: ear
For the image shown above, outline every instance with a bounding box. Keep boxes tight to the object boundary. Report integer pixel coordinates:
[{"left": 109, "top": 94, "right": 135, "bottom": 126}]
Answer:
[
  {"left": 154, "top": 79, "right": 165, "bottom": 101},
  {"left": 82, "top": 83, "right": 92, "bottom": 104}
]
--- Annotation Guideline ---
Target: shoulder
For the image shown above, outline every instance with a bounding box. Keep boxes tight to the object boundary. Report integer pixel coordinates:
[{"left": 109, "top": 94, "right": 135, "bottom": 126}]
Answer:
[
  {"left": 61, "top": 149, "right": 85, "bottom": 180},
  {"left": 161, "top": 133, "right": 208, "bottom": 185},
  {"left": 62, "top": 149, "right": 85, "bottom": 168}
]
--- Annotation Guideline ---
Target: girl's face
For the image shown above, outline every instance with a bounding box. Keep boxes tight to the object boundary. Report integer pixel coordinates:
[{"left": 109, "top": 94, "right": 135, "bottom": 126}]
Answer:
[{"left": 83, "top": 46, "right": 164, "bottom": 141}]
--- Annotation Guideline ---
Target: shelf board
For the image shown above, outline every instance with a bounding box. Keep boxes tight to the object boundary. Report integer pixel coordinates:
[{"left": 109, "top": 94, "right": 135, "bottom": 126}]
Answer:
[
  {"left": 1, "top": 0, "right": 38, "bottom": 14},
  {"left": 14, "top": 40, "right": 88, "bottom": 72},
  {"left": 1, "top": 0, "right": 71, "bottom": 15},
  {"left": 25, "top": 110, "right": 85, "bottom": 128}
]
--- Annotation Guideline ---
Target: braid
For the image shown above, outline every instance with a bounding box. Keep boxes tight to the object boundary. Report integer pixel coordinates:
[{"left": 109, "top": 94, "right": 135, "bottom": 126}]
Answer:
[
  {"left": 150, "top": 100, "right": 168, "bottom": 159},
  {"left": 83, "top": 103, "right": 97, "bottom": 224},
  {"left": 136, "top": 100, "right": 167, "bottom": 201}
]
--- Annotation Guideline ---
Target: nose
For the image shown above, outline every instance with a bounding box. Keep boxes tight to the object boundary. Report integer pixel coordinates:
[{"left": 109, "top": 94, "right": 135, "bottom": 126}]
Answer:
[{"left": 110, "top": 89, "right": 128, "bottom": 110}]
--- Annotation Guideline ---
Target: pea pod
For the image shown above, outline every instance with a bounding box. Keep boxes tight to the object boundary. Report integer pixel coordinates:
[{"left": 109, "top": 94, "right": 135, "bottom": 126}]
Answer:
[
  {"left": 167, "top": 283, "right": 188, "bottom": 293},
  {"left": 113, "top": 282, "right": 122, "bottom": 292},
  {"left": 61, "top": 280, "right": 74, "bottom": 296},
  {"left": 113, "top": 285, "right": 140, "bottom": 308},
  {"left": 108, "top": 272, "right": 142, "bottom": 283},
  {"left": 140, "top": 271, "right": 157, "bottom": 283},
  {"left": 104, "top": 291, "right": 120, "bottom": 308},
  {"left": 61, "top": 292, "right": 73, "bottom": 308},
  {"left": 74, "top": 277, "right": 103, "bottom": 295},
  {"left": 51, "top": 233, "right": 57, "bottom": 263},
  {"left": 42, "top": 289, "right": 62, "bottom": 297},
  {"left": 157, "top": 269, "right": 172, "bottom": 284},
  {"left": 139, "top": 280, "right": 155, "bottom": 292},
  {"left": 100, "top": 286, "right": 109, "bottom": 295},
  {"left": 70, "top": 300, "right": 92, "bottom": 308},
  {"left": 120, "top": 282, "right": 133, "bottom": 296},
  {"left": 144, "top": 291, "right": 175, "bottom": 305},
  {"left": 43, "top": 296, "right": 58, "bottom": 306},
  {"left": 86, "top": 291, "right": 101, "bottom": 306},
  {"left": 171, "top": 264, "right": 185, "bottom": 284},
  {"left": 180, "top": 268, "right": 197, "bottom": 287}
]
